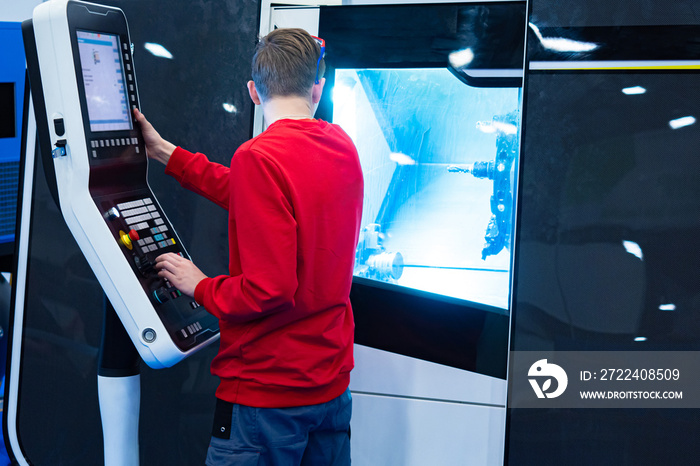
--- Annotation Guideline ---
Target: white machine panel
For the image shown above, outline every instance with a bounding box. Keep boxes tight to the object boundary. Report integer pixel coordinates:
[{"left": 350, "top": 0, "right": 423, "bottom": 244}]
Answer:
[
  {"left": 351, "top": 392, "right": 506, "bottom": 466},
  {"left": 23, "top": 0, "right": 219, "bottom": 368},
  {"left": 351, "top": 345, "right": 507, "bottom": 405}
]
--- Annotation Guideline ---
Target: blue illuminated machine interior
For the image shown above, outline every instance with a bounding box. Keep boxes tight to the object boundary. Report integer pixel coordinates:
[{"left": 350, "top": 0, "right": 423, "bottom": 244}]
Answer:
[{"left": 333, "top": 68, "right": 519, "bottom": 310}]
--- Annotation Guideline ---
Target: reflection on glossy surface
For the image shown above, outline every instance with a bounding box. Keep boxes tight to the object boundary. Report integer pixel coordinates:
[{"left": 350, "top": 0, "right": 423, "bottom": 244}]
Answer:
[
  {"left": 222, "top": 102, "right": 237, "bottom": 113},
  {"left": 143, "top": 42, "right": 173, "bottom": 59},
  {"left": 333, "top": 68, "right": 520, "bottom": 309},
  {"left": 668, "top": 115, "right": 695, "bottom": 129},
  {"left": 528, "top": 22, "right": 599, "bottom": 53},
  {"left": 622, "top": 85, "right": 646, "bottom": 95}
]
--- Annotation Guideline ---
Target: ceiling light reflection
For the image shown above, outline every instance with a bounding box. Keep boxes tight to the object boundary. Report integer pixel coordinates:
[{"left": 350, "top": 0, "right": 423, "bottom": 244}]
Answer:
[
  {"left": 448, "top": 48, "right": 474, "bottom": 69},
  {"left": 634, "top": 337, "right": 647, "bottom": 342},
  {"left": 222, "top": 103, "right": 237, "bottom": 114},
  {"left": 622, "top": 86, "right": 646, "bottom": 95},
  {"left": 529, "top": 23, "right": 598, "bottom": 53},
  {"left": 622, "top": 241, "right": 643, "bottom": 260},
  {"left": 659, "top": 304, "right": 677, "bottom": 311},
  {"left": 669, "top": 116, "right": 696, "bottom": 130},
  {"left": 144, "top": 42, "right": 173, "bottom": 59}
]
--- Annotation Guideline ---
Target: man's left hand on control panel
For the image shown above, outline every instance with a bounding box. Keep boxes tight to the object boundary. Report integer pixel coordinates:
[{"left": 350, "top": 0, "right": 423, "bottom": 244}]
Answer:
[
  {"left": 133, "top": 108, "right": 176, "bottom": 166},
  {"left": 155, "top": 253, "right": 208, "bottom": 298}
]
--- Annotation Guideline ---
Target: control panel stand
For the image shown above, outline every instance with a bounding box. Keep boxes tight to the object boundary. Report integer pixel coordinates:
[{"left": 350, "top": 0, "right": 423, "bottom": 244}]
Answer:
[{"left": 98, "top": 298, "right": 141, "bottom": 466}]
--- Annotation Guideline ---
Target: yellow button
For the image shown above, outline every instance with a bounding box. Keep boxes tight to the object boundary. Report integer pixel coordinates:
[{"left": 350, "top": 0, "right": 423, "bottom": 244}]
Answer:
[{"left": 119, "top": 230, "right": 133, "bottom": 250}]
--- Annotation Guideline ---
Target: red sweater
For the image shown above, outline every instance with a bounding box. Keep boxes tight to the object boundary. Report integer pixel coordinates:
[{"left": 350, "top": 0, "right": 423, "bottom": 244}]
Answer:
[{"left": 165, "top": 118, "right": 363, "bottom": 408}]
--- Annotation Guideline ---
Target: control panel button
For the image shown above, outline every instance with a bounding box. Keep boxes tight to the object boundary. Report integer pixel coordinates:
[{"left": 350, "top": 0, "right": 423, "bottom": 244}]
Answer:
[
  {"left": 134, "top": 255, "right": 155, "bottom": 276},
  {"left": 105, "top": 207, "right": 120, "bottom": 220},
  {"left": 119, "top": 230, "right": 134, "bottom": 250},
  {"left": 128, "top": 229, "right": 139, "bottom": 241},
  {"left": 153, "top": 287, "right": 170, "bottom": 304},
  {"left": 142, "top": 328, "right": 156, "bottom": 343},
  {"left": 53, "top": 118, "right": 65, "bottom": 136}
]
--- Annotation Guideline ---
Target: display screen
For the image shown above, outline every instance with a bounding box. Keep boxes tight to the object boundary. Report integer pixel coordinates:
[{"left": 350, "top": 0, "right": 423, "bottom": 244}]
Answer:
[
  {"left": 333, "top": 68, "right": 521, "bottom": 309},
  {"left": 0, "top": 83, "right": 15, "bottom": 139},
  {"left": 76, "top": 30, "right": 131, "bottom": 132}
]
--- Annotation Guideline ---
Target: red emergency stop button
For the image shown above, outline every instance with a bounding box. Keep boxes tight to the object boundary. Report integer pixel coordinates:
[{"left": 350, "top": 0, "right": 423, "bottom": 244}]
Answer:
[{"left": 129, "top": 229, "right": 139, "bottom": 241}]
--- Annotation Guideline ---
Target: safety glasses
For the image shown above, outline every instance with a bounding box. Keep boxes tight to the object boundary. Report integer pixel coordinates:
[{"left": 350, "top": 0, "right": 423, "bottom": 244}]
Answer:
[{"left": 311, "top": 35, "right": 325, "bottom": 84}]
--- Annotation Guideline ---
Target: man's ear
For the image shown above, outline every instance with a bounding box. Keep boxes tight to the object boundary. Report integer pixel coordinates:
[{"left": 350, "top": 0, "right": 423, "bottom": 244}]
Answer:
[
  {"left": 247, "top": 80, "right": 262, "bottom": 105},
  {"left": 312, "top": 77, "right": 326, "bottom": 104}
]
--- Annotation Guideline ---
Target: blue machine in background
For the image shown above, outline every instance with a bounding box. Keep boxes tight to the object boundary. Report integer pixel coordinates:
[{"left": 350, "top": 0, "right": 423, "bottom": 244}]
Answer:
[
  {"left": 0, "top": 21, "right": 27, "bottom": 466},
  {"left": 0, "top": 22, "right": 24, "bottom": 256}
]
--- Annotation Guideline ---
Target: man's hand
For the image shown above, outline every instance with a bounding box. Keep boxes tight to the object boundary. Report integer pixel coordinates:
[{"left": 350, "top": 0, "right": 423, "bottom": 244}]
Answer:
[
  {"left": 154, "top": 253, "right": 208, "bottom": 298},
  {"left": 133, "top": 108, "right": 177, "bottom": 166}
]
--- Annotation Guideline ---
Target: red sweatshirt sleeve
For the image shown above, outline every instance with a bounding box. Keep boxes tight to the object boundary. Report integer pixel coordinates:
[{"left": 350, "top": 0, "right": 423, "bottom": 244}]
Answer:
[
  {"left": 194, "top": 148, "right": 298, "bottom": 323},
  {"left": 165, "top": 146, "right": 230, "bottom": 210}
]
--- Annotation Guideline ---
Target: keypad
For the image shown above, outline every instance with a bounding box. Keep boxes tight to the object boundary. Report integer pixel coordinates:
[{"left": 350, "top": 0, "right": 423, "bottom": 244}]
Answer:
[
  {"left": 89, "top": 136, "right": 139, "bottom": 155},
  {"left": 111, "top": 197, "right": 176, "bottom": 253},
  {"left": 178, "top": 320, "right": 203, "bottom": 339}
]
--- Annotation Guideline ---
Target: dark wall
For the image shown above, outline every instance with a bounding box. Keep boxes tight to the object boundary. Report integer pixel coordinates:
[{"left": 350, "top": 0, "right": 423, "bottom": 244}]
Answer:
[{"left": 14, "top": 1, "right": 259, "bottom": 464}]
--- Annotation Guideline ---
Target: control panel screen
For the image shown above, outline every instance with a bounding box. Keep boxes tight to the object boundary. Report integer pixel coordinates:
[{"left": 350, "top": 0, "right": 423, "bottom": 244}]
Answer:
[
  {"left": 76, "top": 30, "right": 131, "bottom": 132},
  {"left": 0, "top": 83, "right": 15, "bottom": 138}
]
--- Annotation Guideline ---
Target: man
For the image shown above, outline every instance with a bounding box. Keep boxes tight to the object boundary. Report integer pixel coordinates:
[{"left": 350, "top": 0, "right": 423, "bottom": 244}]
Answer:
[{"left": 134, "top": 28, "right": 363, "bottom": 465}]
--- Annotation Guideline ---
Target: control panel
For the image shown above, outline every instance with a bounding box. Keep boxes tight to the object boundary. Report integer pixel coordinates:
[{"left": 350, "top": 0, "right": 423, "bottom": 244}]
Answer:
[
  {"left": 97, "top": 192, "right": 212, "bottom": 347},
  {"left": 23, "top": 0, "right": 219, "bottom": 368}
]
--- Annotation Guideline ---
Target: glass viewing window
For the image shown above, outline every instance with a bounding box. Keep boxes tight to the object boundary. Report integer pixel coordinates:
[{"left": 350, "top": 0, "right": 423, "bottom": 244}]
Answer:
[{"left": 333, "top": 68, "right": 521, "bottom": 310}]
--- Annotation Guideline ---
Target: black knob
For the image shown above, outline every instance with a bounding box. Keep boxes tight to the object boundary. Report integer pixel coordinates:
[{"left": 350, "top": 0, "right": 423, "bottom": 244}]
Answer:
[
  {"left": 152, "top": 287, "right": 170, "bottom": 304},
  {"left": 134, "top": 255, "right": 155, "bottom": 277}
]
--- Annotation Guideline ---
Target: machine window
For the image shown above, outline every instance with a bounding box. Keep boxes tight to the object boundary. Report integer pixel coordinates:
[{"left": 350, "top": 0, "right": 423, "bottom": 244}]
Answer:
[{"left": 334, "top": 68, "right": 520, "bottom": 309}]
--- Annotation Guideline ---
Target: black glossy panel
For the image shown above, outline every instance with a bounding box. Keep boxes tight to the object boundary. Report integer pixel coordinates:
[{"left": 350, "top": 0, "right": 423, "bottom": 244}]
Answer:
[
  {"left": 352, "top": 278, "right": 509, "bottom": 379},
  {"left": 320, "top": 3, "right": 525, "bottom": 70},
  {"left": 528, "top": 25, "right": 700, "bottom": 62},
  {"left": 319, "top": 2, "right": 525, "bottom": 90},
  {"left": 514, "top": 72, "right": 699, "bottom": 349},
  {"left": 507, "top": 68, "right": 700, "bottom": 463},
  {"left": 530, "top": 0, "right": 699, "bottom": 28},
  {"left": 14, "top": 0, "right": 259, "bottom": 464}
]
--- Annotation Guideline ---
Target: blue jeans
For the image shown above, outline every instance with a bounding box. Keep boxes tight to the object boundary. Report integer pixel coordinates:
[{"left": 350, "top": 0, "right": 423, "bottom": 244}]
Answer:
[{"left": 205, "top": 389, "right": 352, "bottom": 466}]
